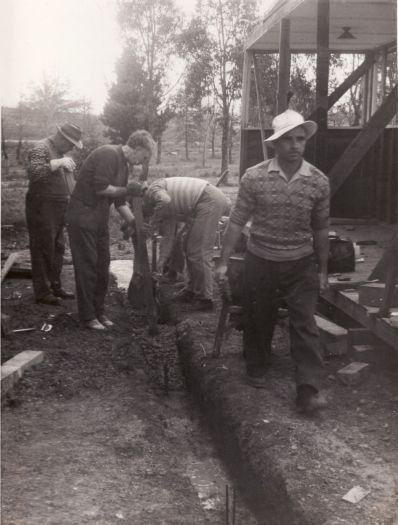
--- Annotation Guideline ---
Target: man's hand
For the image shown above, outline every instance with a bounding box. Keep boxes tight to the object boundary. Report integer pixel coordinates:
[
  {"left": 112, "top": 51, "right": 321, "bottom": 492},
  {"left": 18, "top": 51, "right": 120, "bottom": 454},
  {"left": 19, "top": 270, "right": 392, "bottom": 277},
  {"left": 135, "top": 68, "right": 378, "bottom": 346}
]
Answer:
[
  {"left": 120, "top": 220, "right": 135, "bottom": 240},
  {"left": 140, "top": 222, "right": 154, "bottom": 237},
  {"left": 50, "top": 157, "right": 76, "bottom": 172},
  {"left": 215, "top": 263, "right": 228, "bottom": 284},
  {"left": 126, "top": 181, "right": 144, "bottom": 196},
  {"left": 319, "top": 272, "right": 329, "bottom": 293}
]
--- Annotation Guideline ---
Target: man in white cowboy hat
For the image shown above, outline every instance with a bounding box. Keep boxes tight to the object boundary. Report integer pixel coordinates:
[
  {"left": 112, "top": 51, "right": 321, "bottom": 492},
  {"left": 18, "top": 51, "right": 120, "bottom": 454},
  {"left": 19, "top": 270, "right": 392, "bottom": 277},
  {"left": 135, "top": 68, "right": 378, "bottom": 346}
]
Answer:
[
  {"left": 26, "top": 123, "right": 83, "bottom": 305},
  {"left": 215, "top": 109, "right": 330, "bottom": 414}
]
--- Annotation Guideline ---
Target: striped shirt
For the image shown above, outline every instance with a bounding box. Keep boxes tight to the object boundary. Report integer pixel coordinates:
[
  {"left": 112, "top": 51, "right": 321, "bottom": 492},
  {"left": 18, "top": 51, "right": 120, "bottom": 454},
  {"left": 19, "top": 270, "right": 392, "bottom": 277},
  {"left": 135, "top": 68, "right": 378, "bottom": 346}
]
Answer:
[
  {"left": 230, "top": 158, "right": 330, "bottom": 261},
  {"left": 145, "top": 177, "right": 208, "bottom": 225}
]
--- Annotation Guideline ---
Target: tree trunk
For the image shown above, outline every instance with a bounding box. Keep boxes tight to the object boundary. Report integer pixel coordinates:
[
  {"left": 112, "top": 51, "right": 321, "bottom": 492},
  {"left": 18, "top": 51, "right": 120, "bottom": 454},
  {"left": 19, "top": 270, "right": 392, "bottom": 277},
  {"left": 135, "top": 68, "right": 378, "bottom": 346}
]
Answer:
[
  {"left": 156, "top": 134, "right": 162, "bottom": 164},
  {"left": 202, "top": 114, "right": 213, "bottom": 168},
  {"left": 185, "top": 106, "right": 189, "bottom": 161},
  {"left": 221, "top": 103, "right": 229, "bottom": 183},
  {"left": 1, "top": 118, "right": 8, "bottom": 161},
  {"left": 211, "top": 122, "right": 216, "bottom": 158},
  {"left": 228, "top": 116, "right": 234, "bottom": 164}
]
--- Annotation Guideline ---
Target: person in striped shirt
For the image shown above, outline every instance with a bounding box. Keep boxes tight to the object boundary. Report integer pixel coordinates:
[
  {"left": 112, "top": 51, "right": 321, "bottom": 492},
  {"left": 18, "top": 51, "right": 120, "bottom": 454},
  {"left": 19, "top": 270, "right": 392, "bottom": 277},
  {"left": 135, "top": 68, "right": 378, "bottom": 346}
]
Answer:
[
  {"left": 144, "top": 176, "right": 229, "bottom": 311},
  {"left": 215, "top": 110, "right": 330, "bottom": 414}
]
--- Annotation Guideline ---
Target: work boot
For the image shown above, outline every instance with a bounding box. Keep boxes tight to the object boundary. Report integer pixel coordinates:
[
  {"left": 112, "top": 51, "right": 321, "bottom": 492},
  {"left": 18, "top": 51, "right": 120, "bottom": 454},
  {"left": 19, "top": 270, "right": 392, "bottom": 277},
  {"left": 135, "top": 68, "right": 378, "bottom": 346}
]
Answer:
[
  {"left": 52, "top": 287, "right": 75, "bottom": 299},
  {"left": 36, "top": 294, "right": 62, "bottom": 306},
  {"left": 296, "top": 384, "right": 327, "bottom": 414}
]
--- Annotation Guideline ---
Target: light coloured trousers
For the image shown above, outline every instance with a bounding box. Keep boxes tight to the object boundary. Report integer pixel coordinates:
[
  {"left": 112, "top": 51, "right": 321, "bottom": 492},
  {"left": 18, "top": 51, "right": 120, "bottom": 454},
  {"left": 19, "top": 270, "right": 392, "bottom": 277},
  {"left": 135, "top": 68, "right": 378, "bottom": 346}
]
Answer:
[{"left": 185, "top": 184, "right": 228, "bottom": 300}]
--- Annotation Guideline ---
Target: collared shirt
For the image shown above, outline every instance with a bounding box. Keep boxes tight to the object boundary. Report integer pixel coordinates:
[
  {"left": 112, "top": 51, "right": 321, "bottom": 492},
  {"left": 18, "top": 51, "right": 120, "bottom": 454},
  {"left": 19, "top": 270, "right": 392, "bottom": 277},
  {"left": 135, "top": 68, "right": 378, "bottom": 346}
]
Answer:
[{"left": 230, "top": 158, "right": 330, "bottom": 261}]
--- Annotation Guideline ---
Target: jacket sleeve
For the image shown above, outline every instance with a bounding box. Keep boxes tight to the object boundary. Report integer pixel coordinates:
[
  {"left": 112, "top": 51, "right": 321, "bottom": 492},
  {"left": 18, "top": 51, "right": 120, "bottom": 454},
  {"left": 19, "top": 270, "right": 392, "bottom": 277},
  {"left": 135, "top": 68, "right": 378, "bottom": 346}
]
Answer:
[{"left": 27, "top": 142, "right": 52, "bottom": 183}]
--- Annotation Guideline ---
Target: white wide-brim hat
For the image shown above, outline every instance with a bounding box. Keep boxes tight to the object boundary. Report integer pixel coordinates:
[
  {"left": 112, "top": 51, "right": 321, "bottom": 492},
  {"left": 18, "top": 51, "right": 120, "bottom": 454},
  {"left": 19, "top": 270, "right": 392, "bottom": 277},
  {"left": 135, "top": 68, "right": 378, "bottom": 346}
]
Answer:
[{"left": 264, "top": 109, "right": 317, "bottom": 144}]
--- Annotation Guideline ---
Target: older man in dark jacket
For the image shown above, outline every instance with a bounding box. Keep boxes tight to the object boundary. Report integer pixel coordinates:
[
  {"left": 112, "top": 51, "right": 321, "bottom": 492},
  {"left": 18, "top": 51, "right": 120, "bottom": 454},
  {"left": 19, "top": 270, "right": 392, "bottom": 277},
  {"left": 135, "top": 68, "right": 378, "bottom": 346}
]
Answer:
[{"left": 26, "top": 123, "right": 83, "bottom": 306}]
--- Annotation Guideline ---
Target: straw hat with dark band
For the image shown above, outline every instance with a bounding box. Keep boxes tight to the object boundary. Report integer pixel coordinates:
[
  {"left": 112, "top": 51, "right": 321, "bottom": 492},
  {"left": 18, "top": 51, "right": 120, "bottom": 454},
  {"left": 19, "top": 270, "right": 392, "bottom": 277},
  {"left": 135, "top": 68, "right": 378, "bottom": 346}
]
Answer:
[
  {"left": 264, "top": 109, "right": 317, "bottom": 144},
  {"left": 57, "top": 123, "right": 83, "bottom": 149}
]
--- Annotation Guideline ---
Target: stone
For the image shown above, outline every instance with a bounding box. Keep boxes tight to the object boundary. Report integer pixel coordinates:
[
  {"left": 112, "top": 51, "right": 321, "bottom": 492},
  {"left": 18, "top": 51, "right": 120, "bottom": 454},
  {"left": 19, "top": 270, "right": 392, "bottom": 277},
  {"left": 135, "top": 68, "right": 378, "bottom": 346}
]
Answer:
[
  {"left": 337, "top": 362, "right": 370, "bottom": 385},
  {"left": 352, "top": 344, "right": 375, "bottom": 362}
]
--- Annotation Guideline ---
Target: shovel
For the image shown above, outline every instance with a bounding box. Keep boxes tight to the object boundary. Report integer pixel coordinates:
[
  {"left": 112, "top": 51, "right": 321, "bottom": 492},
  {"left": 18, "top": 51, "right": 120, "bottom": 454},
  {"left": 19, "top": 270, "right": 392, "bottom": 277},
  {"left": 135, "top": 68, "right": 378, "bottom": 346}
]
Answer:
[{"left": 127, "top": 197, "right": 159, "bottom": 336}]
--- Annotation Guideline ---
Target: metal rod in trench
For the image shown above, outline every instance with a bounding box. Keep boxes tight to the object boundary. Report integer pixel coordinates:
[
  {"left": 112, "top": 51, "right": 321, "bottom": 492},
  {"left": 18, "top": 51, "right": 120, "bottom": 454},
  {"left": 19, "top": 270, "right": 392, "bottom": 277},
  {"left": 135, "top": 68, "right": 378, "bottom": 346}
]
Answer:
[
  {"left": 163, "top": 363, "right": 169, "bottom": 396},
  {"left": 225, "top": 484, "right": 229, "bottom": 524}
]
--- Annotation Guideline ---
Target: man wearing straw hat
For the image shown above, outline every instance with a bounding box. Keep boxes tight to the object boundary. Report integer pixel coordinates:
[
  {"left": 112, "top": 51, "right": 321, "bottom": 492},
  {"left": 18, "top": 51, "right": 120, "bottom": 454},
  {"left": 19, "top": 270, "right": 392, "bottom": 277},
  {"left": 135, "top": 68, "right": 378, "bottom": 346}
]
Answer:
[
  {"left": 215, "top": 109, "right": 330, "bottom": 414},
  {"left": 26, "top": 123, "right": 83, "bottom": 306}
]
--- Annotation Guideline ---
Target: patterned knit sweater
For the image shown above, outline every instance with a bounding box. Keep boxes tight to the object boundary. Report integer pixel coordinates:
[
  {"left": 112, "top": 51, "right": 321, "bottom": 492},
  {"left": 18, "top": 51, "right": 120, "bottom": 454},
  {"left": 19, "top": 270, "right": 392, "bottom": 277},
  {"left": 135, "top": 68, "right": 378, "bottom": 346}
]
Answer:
[{"left": 230, "top": 158, "right": 330, "bottom": 261}]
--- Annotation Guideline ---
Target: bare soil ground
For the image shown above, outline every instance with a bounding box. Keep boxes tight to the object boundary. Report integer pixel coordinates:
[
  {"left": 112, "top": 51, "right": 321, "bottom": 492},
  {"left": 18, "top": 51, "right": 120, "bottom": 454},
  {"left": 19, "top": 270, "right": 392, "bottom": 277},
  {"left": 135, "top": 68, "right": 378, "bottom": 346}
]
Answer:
[
  {"left": 1, "top": 259, "right": 257, "bottom": 525},
  {"left": 2, "top": 154, "right": 397, "bottom": 524}
]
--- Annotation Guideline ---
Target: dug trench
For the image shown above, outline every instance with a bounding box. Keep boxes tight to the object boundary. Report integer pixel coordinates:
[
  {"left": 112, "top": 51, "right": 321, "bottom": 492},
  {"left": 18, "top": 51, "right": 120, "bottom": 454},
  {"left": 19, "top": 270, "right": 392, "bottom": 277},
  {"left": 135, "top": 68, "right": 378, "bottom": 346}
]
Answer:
[
  {"left": 1, "top": 262, "right": 258, "bottom": 525},
  {"left": 2, "top": 259, "right": 398, "bottom": 524}
]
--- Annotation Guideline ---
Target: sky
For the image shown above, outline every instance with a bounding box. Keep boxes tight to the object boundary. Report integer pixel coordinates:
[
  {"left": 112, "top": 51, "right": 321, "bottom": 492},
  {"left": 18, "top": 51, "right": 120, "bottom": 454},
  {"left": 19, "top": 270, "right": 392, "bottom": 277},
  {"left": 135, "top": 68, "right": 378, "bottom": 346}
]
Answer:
[
  {"left": 0, "top": 0, "right": 273, "bottom": 115},
  {"left": 0, "top": 0, "right": 198, "bottom": 115}
]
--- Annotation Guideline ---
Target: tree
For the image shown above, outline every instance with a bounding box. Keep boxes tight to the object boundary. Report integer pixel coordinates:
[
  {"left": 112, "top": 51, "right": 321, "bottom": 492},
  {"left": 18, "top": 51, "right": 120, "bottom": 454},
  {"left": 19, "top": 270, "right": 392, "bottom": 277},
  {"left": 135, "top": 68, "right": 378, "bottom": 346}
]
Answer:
[
  {"left": 26, "top": 75, "right": 85, "bottom": 135},
  {"left": 113, "top": 0, "right": 182, "bottom": 161},
  {"left": 102, "top": 48, "right": 149, "bottom": 143},
  {"left": 177, "top": 0, "right": 258, "bottom": 177}
]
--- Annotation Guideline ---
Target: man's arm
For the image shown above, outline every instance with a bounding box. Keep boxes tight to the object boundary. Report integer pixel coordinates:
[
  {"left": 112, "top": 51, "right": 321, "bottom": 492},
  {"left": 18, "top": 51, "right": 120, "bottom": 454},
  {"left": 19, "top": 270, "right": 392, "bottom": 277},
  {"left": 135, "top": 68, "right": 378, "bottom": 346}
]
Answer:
[
  {"left": 116, "top": 203, "right": 135, "bottom": 225},
  {"left": 313, "top": 227, "right": 329, "bottom": 292},
  {"left": 96, "top": 181, "right": 143, "bottom": 198},
  {"left": 215, "top": 220, "right": 245, "bottom": 283}
]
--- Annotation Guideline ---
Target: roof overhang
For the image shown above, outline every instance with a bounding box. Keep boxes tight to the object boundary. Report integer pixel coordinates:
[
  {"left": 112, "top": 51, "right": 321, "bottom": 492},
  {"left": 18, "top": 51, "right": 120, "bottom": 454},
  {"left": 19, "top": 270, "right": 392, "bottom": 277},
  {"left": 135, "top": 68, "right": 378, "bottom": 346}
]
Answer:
[{"left": 246, "top": 0, "right": 397, "bottom": 53}]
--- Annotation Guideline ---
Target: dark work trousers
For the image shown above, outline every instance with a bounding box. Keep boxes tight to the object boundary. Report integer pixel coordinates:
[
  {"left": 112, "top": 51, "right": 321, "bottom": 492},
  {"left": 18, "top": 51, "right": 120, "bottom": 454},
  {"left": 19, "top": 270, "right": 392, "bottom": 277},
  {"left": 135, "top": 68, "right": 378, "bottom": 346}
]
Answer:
[
  {"left": 66, "top": 198, "right": 110, "bottom": 322},
  {"left": 243, "top": 251, "right": 325, "bottom": 391},
  {"left": 25, "top": 193, "right": 67, "bottom": 301}
]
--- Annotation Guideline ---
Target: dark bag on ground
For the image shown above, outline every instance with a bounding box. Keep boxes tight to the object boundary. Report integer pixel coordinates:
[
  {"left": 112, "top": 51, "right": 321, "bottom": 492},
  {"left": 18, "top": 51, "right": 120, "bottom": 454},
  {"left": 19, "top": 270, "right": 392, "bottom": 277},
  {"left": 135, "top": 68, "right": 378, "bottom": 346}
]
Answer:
[{"left": 328, "top": 236, "right": 355, "bottom": 273}]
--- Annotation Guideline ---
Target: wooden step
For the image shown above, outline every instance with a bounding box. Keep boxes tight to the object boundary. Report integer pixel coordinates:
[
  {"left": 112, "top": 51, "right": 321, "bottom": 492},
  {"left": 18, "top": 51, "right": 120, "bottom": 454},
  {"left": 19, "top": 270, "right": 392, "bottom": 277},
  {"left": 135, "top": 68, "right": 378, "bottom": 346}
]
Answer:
[{"left": 315, "top": 315, "right": 348, "bottom": 356}]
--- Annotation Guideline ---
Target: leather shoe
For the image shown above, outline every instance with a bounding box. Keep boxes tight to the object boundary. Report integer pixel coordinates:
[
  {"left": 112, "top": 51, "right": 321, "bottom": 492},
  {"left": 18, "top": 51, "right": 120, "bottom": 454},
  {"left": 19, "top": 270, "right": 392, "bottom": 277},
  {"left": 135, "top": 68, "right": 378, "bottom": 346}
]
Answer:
[
  {"left": 36, "top": 294, "right": 62, "bottom": 306},
  {"left": 84, "top": 318, "right": 106, "bottom": 331},
  {"left": 97, "top": 315, "right": 114, "bottom": 328},
  {"left": 52, "top": 288, "right": 75, "bottom": 299}
]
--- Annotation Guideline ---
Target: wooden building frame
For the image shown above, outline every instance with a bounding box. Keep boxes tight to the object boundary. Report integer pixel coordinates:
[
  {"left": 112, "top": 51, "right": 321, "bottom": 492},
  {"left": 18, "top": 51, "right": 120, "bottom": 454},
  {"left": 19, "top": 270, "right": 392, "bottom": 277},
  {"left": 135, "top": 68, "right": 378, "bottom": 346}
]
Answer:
[
  {"left": 240, "top": 0, "right": 397, "bottom": 221},
  {"left": 239, "top": 0, "right": 398, "bottom": 346}
]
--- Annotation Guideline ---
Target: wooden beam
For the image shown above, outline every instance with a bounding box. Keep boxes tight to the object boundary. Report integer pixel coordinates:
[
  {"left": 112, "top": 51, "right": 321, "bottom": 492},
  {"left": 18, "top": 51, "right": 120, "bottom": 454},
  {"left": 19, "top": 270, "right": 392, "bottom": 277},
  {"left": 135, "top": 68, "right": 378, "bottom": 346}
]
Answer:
[
  {"left": 308, "top": 55, "right": 375, "bottom": 121},
  {"left": 239, "top": 50, "right": 252, "bottom": 176},
  {"left": 330, "top": 84, "right": 398, "bottom": 197},
  {"left": 315, "top": 0, "right": 330, "bottom": 171},
  {"left": 380, "top": 47, "right": 387, "bottom": 101},
  {"left": 370, "top": 60, "right": 378, "bottom": 116},
  {"left": 252, "top": 53, "right": 268, "bottom": 161},
  {"left": 322, "top": 288, "right": 398, "bottom": 350},
  {"left": 1, "top": 253, "right": 19, "bottom": 283},
  {"left": 276, "top": 18, "right": 291, "bottom": 113},
  {"left": 240, "top": 51, "right": 251, "bottom": 128}
]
